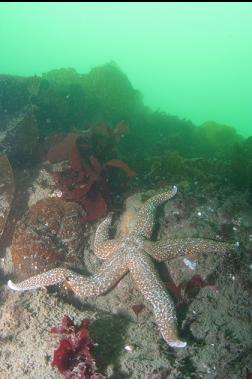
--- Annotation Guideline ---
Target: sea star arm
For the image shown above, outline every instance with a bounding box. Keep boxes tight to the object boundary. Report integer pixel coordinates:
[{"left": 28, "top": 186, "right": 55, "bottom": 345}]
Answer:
[
  {"left": 8, "top": 251, "right": 129, "bottom": 297},
  {"left": 133, "top": 186, "right": 177, "bottom": 238},
  {"left": 67, "top": 250, "right": 129, "bottom": 297},
  {"left": 128, "top": 250, "right": 186, "bottom": 348},
  {"left": 143, "top": 238, "right": 232, "bottom": 262},
  {"left": 93, "top": 213, "right": 120, "bottom": 259},
  {"left": 8, "top": 267, "right": 72, "bottom": 291}
]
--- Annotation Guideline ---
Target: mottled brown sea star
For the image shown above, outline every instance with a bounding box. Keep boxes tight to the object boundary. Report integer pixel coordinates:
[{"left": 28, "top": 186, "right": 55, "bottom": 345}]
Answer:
[{"left": 8, "top": 186, "right": 231, "bottom": 348}]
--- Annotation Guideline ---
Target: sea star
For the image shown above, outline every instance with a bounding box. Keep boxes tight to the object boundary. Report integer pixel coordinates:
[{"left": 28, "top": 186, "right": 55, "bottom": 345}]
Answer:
[{"left": 8, "top": 186, "right": 231, "bottom": 348}]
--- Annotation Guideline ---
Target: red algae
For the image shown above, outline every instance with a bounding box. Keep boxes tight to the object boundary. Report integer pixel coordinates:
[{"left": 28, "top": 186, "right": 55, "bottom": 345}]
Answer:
[{"left": 51, "top": 315, "right": 105, "bottom": 379}]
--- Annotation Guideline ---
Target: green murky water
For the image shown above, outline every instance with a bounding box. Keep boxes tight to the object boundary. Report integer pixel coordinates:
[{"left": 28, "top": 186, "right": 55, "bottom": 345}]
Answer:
[{"left": 0, "top": 2, "right": 251, "bottom": 137}]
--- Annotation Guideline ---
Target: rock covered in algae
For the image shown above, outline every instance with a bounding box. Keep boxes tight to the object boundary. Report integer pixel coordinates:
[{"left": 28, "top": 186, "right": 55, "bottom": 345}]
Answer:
[
  {"left": 11, "top": 197, "right": 85, "bottom": 280},
  {"left": 0, "top": 155, "right": 14, "bottom": 239},
  {"left": 0, "top": 106, "right": 38, "bottom": 159},
  {"left": 0, "top": 75, "right": 39, "bottom": 159}
]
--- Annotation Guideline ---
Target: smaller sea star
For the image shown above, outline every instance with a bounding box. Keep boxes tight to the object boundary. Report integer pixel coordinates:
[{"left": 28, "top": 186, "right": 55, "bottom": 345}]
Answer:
[{"left": 8, "top": 186, "right": 232, "bottom": 348}]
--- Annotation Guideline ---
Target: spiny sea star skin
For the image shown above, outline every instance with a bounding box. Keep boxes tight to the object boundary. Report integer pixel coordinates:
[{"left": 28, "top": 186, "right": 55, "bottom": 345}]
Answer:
[
  {"left": 8, "top": 186, "right": 232, "bottom": 348},
  {"left": 144, "top": 238, "right": 230, "bottom": 262},
  {"left": 133, "top": 186, "right": 178, "bottom": 239},
  {"left": 94, "top": 213, "right": 121, "bottom": 260}
]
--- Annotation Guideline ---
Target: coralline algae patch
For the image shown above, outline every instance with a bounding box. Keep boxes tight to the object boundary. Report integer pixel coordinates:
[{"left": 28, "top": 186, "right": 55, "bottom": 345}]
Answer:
[
  {"left": 0, "top": 155, "right": 14, "bottom": 239},
  {"left": 11, "top": 197, "right": 85, "bottom": 280}
]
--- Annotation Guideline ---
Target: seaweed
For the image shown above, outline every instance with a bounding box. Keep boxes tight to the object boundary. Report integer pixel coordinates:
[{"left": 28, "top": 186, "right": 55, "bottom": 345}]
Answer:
[
  {"left": 50, "top": 315, "right": 105, "bottom": 379},
  {"left": 48, "top": 128, "right": 136, "bottom": 223}
]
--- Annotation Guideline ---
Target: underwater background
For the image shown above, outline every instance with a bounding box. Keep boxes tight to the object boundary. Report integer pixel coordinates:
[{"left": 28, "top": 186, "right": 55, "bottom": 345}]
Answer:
[
  {"left": 0, "top": 3, "right": 252, "bottom": 379},
  {"left": 0, "top": 2, "right": 252, "bottom": 137}
]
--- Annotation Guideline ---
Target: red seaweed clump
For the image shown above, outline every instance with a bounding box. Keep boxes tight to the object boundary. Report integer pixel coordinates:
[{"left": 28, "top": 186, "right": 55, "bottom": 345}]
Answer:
[
  {"left": 165, "top": 275, "right": 209, "bottom": 308},
  {"left": 47, "top": 124, "right": 136, "bottom": 223},
  {"left": 132, "top": 303, "right": 145, "bottom": 317},
  {"left": 52, "top": 142, "right": 108, "bottom": 223},
  {"left": 50, "top": 315, "right": 105, "bottom": 379},
  {"left": 186, "top": 274, "right": 207, "bottom": 290}
]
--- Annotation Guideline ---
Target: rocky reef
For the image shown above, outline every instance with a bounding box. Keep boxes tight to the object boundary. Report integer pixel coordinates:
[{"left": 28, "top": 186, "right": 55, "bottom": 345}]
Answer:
[{"left": 0, "top": 64, "right": 251, "bottom": 378}]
